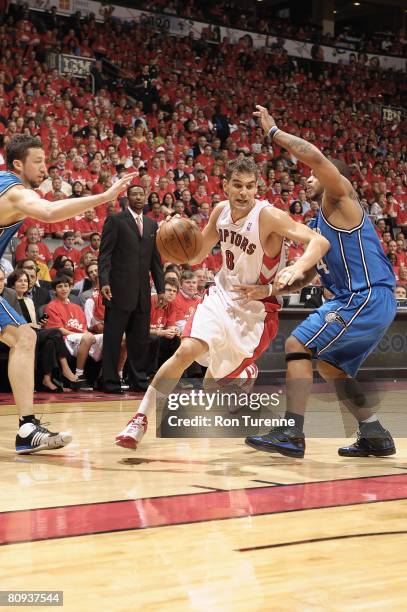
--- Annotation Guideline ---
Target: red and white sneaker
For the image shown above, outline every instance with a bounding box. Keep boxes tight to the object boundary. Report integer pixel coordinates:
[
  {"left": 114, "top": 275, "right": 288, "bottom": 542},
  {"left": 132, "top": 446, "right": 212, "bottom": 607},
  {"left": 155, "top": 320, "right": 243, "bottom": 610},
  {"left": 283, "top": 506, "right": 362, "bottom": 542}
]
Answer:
[
  {"left": 236, "top": 363, "right": 259, "bottom": 391},
  {"left": 115, "top": 413, "right": 148, "bottom": 450}
]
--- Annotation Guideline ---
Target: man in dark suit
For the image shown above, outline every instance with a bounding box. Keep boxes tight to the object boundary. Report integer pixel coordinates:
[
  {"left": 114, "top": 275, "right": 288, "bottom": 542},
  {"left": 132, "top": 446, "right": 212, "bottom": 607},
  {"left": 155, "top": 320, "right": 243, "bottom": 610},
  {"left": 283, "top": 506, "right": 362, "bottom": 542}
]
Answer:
[
  {"left": 99, "top": 184, "right": 165, "bottom": 393},
  {"left": 15, "top": 258, "right": 51, "bottom": 314}
]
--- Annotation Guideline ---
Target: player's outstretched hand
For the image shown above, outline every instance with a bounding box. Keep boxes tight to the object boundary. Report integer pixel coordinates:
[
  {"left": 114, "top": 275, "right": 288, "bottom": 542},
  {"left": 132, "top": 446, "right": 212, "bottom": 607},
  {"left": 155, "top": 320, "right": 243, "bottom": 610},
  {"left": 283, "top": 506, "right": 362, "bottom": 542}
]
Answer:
[
  {"left": 105, "top": 172, "right": 139, "bottom": 201},
  {"left": 275, "top": 265, "right": 305, "bottom": 290},
  {"left": 232, "top": 283, "right": 270, "bottom": 305},
  {"left": 253, "top": 105, "right": 276, "bottom": 135}
]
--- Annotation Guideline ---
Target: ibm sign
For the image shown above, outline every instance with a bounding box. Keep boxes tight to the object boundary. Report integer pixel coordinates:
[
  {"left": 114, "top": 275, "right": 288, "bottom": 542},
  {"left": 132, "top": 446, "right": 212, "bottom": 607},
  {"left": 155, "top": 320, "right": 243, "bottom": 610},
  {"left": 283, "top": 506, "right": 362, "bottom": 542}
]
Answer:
[
  {"left": 381, "top": 106, "right": 403, "bottom": 123},
  {"left": 59, "top": 54, "right": 95, "bottom": 78}
]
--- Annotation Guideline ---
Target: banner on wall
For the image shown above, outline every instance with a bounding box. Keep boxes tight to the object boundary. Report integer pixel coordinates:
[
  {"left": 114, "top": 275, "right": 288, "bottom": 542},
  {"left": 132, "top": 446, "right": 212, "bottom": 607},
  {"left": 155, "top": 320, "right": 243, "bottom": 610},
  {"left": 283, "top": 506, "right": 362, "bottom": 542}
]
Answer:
[
  {"left": 59, "top": 53, "right": 95, "bottom": 77},
  {"left": 14, "top": 0, "right": 406, "bottom": 72},
  {"left": 381, "top": 106, "right": 404, "bottom": 123}
]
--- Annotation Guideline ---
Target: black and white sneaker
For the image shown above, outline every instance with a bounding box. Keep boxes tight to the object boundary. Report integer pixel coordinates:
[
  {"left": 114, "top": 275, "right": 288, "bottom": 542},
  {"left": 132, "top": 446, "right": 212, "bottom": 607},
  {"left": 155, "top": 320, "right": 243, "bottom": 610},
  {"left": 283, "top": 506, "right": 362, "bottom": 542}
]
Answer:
[
  {"left": 15, "top": 419, "right": 72, "bottom": 454},
  {"left": 71, "top": 376, "right": 93, "bottom": 391}
]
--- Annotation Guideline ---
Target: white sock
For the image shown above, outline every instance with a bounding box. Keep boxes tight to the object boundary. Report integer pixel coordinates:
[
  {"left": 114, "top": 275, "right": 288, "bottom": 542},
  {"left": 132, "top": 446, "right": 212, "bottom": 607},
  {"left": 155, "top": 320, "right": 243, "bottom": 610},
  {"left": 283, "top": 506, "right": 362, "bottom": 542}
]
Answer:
[
  {"left": 360, "top": 414, "right": 378, "bottom": 423},
  {"left": 136, "top": 385, "right": 166, "bottom": 418},
  {"left": 118, "top": 370, "right": 123, "bottom": 379},
  {"left": 76, "top": 368, "right": 84, "bottom": 377}
]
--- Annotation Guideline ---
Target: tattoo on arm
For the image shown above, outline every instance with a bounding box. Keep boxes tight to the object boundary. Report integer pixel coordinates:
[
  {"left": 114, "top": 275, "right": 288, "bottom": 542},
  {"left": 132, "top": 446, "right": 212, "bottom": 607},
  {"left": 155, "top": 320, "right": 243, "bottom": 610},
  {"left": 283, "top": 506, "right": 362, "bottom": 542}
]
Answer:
[{"left": 287, "top": 136, "right": 314, "bottom": 156}]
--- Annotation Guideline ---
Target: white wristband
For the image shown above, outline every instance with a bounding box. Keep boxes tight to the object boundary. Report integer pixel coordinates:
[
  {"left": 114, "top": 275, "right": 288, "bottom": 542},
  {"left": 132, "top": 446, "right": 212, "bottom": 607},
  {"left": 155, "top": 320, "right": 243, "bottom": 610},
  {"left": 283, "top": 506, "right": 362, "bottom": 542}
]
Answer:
[{"left": 268, "top": 283, "right": 273, "bottom": 297}]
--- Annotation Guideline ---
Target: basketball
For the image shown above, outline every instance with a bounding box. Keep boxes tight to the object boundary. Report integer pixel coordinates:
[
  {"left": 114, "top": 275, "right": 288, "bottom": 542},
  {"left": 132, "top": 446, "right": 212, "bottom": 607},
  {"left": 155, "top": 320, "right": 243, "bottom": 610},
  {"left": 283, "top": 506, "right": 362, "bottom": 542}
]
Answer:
[{"left": 156, "top": 217, "right": 203, "bottom": 264}]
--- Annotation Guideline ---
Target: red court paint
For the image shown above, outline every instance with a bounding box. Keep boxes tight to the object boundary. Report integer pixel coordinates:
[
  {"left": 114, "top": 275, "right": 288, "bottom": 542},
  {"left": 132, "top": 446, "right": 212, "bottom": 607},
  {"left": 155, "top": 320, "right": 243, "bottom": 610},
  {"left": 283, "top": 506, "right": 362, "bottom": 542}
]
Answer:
[{"left": 0, "top": 474, "right": 406, "bottom": 545}]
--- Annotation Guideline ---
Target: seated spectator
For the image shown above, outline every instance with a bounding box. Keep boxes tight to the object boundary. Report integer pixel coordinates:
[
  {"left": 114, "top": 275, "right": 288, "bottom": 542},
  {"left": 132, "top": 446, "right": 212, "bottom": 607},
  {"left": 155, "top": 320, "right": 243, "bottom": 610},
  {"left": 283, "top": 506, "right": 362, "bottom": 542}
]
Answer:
[
  {"left": 53, "top": 231, "right": 81, "bottom": 267},
  {"left": 40, "top": 165, "right": 72, "bottom": 196},
  {"left": 75, "top": 251, "right": 98, "bottom": 283},
  {"left": 395, "top": 237, "right": 406, "bottom": 267},
  {"left": 75, "top": 209, "right": 103, "bottom": 241},
  {"left": 304, "top": 201, "right": 320, "bottom": 223},
  {"left": 387, "top": 252, "right": 399, "bottom": 279},
  {"left": 382, "top": 230, "right": 394, "bottom": 252},
  {"left": 173, "top": 200, "right": 189, "bottom": 218},
  {"left": 15, "top": 225, "right": 52, "bottom": 265},
  {"left": 45, "top": 275, "right": 104, "bottom": 389},
  {"left": 289, "top": 201, "right": 305, "bottom": 223},
  {"left": 76, "top": 260, "right": 99, "bottom": 306},
  {"left": 148, "top": 278, "right": 180, "bottom": 375},
  {"left": 80, "top": 232, "right": 101, "bottom": 259},
  {"left": 25, "top": 243, "right": 52, "bottom": 282},
  {"left": 146, "top": 201, "right": 165, "bottom": 223},
  {"left": 173, "top": 271, "right": 202, "bottom": 334},
  {"left": 399, "top": 266, "right": 407, "bottom": 285},
  {"left": 162, "top": 192, "right": 176, "bottom": 212},
  {"left": 395, "top": 285, "right": 407, "bottom": 300},
  {"left": 194, "top": 268, "right": 210, "bottom": 297},
  {"left": 7, "top": 270, "right": 37, "bottom": 325},
  {"left": 44, "top": 177, "right": 68, "bottom": 203},
  {"left": 6, "top": 270, "right": 77, "bottom": 392},
  {"left": 50, "top": 255, "right": 73, "bottom": 280},
  {"left": 15, "top": 258, "right": 51, "bottom": 314},
  {"left": 191, "top": 202, "right": 211, "bottom": 230}
]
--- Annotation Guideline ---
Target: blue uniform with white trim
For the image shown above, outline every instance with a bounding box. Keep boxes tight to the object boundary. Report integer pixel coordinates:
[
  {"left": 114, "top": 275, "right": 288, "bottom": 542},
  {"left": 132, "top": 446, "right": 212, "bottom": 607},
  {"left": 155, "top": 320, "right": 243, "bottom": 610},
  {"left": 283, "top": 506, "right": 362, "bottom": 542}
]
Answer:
[
  {"left": 0, "top": 172, "right": 27, "bottom": 331},
  {"left": 292, "top": 206, "right": 396, "bottom": 376}
]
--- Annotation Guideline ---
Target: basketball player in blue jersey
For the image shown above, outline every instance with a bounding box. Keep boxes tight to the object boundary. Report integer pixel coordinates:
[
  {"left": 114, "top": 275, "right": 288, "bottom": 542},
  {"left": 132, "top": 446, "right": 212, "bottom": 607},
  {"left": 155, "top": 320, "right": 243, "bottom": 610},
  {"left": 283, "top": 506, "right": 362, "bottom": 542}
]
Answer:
[
  {"left": 238, "top": 106, "right": 397, "bottom": 458},
  {"left": 0, "top": 135, "right": 136, "bottom": 454}
]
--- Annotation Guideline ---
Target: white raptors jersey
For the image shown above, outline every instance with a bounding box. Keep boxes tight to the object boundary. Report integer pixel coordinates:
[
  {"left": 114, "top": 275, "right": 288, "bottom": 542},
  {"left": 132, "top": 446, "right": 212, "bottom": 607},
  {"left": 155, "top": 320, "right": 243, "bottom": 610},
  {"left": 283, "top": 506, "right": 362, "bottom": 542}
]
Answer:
[{"left": 215, "top": 199, "right": 285, "bottom": 310}]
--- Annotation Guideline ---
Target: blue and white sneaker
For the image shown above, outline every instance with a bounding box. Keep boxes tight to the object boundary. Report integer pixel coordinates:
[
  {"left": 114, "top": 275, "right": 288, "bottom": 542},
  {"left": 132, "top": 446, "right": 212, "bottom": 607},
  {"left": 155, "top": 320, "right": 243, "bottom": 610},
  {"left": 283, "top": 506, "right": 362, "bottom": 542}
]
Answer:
[
  {"left": 245, "top": 426, "right": 305, "bottom": 458},
  {"left": 15, "top": 419, "right": 72, "bottom": 454}
]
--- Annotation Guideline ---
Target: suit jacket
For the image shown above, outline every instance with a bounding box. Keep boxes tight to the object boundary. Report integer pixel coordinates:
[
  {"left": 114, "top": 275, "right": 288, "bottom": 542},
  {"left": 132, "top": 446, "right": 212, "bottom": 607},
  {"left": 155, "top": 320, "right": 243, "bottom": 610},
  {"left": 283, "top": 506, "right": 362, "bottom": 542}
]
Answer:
[
  {"left": 31, "top": 283, "right": 51, "bottom": 313},
  {"left": 98, "top": 209, "right": 164, "bottom": 312}
]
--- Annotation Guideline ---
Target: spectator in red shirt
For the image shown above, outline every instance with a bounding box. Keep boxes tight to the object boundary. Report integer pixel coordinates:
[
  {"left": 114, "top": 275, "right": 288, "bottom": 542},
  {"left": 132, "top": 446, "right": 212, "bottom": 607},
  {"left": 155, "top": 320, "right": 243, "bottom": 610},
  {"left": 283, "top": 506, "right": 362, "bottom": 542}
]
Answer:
[
  {"left": 289, "top": 200, "right": 305, "bottom": 223},
  {"left": 75, "top": 209, "right": 103, "bottom": 241},
  {"left": 15, "top": 225, "right": 52, "bottom": 265},
  {"left": 45, "top": 274, "right": 103, "bottom": 389},
  {"left": 173, "top": 271, "right": 202, "bottom": 334},
  {"left": 146, "top": 201, "right": 165, "bottom": 223},
  {"left": 304, "top": 201, "right": 320, "bottom": 222},
  {"left": 191, "top": 202, "right": 211, "bottom": 230},
  {"left": 395, "top": 237, "right": 406, "bottom": 267},
  {"left": 53, "top": 231, "right": 81, "bottom": 267},
  {"left": 193, "top": 268, "right": 210, "bottom": 297},
  {"left": 43, "top": 177, "right": 68, "bottom": 202},
  {"left": 80, "top": 232, "right": 101, "bottom": 259},
  {"left": 148, "top": 278, "right": 180, "bottom": 374}
]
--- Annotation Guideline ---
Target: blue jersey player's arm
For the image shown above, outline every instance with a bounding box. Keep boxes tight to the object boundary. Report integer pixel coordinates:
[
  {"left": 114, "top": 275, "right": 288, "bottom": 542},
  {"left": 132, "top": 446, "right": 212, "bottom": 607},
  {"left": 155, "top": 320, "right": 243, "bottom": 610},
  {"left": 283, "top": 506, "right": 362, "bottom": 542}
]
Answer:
[
  {"left": 254, "top": 105, "right": 362, "bottom": 229},
  {"left": 1, "top": 172, "right": 138, "bottom": 225}
]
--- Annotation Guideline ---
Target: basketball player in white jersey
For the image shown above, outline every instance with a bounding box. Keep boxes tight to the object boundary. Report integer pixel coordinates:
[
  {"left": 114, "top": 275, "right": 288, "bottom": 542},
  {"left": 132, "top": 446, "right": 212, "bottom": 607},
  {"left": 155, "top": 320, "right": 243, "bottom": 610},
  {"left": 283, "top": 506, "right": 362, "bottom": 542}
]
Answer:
[{"left": 115, "top": 157, "right": 329, "bottom": 449}]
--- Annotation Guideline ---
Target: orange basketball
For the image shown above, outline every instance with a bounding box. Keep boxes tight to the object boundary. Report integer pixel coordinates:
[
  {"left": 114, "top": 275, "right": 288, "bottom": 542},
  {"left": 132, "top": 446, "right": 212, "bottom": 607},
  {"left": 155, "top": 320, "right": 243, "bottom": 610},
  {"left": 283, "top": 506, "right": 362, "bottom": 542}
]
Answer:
[{"left": 156, "top": 217, "right": 203, "bottom": 264}]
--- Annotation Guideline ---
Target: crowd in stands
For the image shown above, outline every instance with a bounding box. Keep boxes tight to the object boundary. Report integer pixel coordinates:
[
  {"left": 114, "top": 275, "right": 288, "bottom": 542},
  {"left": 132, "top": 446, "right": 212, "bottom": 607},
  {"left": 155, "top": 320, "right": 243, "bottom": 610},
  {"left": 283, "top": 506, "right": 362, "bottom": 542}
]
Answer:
[
  {"left": 0, "top": 4, "right": 405, "bottom": 390},
  {"left": 131, "top": 0, "right": 406, "bottom": 57}
]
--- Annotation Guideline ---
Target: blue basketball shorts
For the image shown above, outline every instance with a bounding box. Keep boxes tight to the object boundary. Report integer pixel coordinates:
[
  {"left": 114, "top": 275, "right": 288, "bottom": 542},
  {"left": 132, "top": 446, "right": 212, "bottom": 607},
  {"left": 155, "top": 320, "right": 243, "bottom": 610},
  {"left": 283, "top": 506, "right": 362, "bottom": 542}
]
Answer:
[
  {"left": 292, "top": 286, "right": 397, "bottom": 377},
  {"left": 0, "top": 296, "right": 26, "bottom": 333}
]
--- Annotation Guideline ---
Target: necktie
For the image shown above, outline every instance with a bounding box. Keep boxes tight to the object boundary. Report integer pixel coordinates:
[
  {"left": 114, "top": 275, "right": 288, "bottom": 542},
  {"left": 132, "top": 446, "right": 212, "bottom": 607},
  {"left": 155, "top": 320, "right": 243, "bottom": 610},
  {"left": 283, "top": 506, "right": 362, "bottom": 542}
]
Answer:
[{"left": 136, "top": 215, "right": 143, "bottom": 237}]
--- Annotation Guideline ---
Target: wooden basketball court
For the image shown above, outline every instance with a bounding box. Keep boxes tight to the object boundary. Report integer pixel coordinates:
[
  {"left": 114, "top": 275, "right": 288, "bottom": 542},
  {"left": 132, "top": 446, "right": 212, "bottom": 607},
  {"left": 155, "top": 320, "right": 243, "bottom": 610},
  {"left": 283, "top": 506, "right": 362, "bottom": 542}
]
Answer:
[{"left": 1, "top": 384, "right": 406, "bottom": 611}]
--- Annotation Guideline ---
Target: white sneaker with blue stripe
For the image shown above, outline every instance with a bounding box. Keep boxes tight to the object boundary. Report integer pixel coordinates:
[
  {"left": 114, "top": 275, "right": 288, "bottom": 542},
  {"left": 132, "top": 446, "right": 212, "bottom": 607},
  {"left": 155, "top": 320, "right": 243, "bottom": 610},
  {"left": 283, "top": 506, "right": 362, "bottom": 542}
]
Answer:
[{"left": 15, "top": 419, "right": 72, "bottom": 454}]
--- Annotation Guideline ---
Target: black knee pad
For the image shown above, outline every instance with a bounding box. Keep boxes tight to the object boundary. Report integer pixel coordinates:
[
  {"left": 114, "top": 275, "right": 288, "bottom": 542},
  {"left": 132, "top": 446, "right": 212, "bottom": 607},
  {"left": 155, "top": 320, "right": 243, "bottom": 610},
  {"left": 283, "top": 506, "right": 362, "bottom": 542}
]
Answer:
[{"left": 286, "top": 352, "right": 312, "bottom": 363}]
